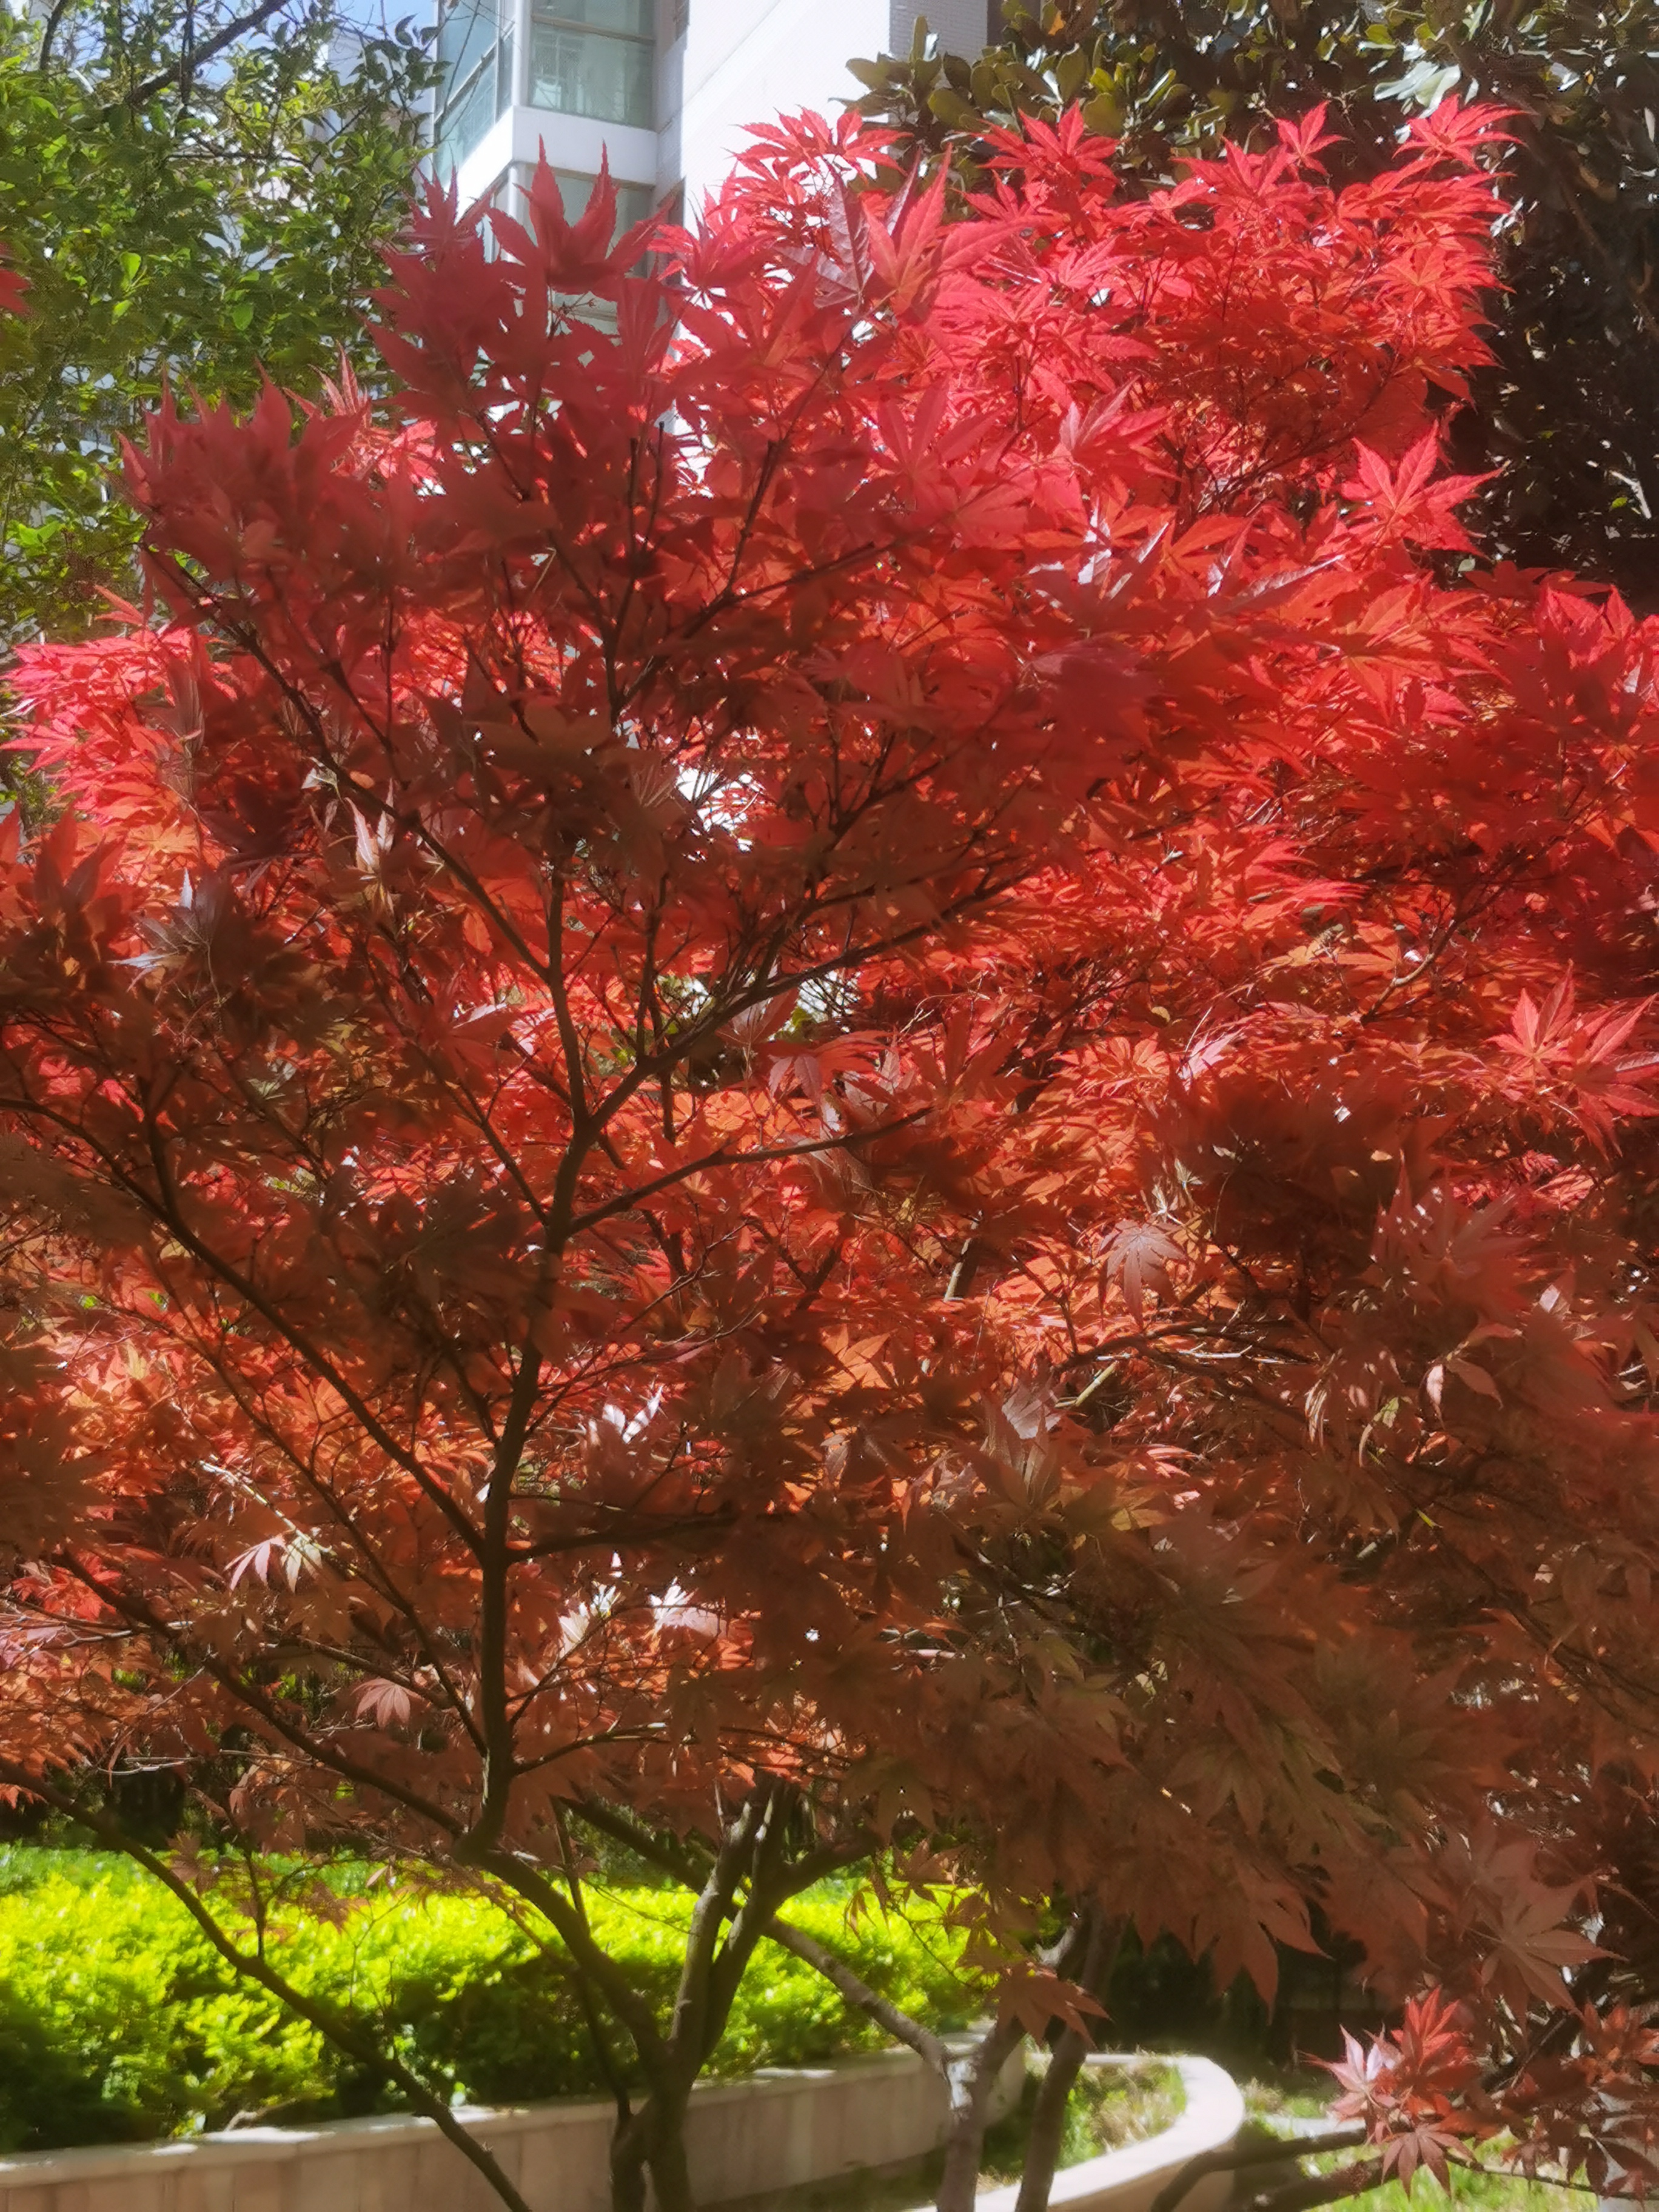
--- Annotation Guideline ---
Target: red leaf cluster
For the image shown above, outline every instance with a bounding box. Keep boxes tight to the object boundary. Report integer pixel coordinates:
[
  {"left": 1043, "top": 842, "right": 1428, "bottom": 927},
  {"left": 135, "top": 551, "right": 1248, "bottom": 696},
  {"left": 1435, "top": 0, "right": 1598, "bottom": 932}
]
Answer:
[{"left": 0, "top": 241, "right": 27, "bottom": 321}]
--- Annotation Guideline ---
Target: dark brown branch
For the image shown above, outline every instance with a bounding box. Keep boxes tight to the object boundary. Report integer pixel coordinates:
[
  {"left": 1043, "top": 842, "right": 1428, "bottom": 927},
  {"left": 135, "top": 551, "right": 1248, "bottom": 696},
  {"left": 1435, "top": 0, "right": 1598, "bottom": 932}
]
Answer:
[
  {"left": 1149, "top": 2132, "right": 1370, "bottom": 2212},
  {"left": 35, "top": 0, "right": 75, "bottom": 73},
  {"left": 42, "top": 1557, "right": 466, "bottom": 1841},
  {"left": 554, "top": 1809, "right": 634, "bottom": 2131},
  {"left": 116, "top": 0, "right": 292, "bottom": 107},
  {"left": 565, "top": 1111, "right": 927, "bottom": 1242},
  {"left": 1239, "top": 2157, "right": 1387, "bottom": 2212}
]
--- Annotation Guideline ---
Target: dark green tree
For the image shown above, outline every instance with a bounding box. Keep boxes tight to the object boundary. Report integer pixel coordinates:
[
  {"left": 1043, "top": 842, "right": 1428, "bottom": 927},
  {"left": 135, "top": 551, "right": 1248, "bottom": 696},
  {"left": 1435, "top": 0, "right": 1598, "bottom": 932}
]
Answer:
[
  {"left": 0, "top": 0, "right": 436, "bottom": 645},
  {"left": 854, "top": 1, "right": 1659, "bottom": 603}
]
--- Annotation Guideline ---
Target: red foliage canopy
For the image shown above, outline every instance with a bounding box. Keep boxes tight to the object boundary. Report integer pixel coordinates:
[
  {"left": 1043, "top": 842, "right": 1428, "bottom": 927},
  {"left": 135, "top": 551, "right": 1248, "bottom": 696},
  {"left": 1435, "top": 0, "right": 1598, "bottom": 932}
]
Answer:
[{"left": 1, "top": 98, "right": 1658, "bottom": 2208}]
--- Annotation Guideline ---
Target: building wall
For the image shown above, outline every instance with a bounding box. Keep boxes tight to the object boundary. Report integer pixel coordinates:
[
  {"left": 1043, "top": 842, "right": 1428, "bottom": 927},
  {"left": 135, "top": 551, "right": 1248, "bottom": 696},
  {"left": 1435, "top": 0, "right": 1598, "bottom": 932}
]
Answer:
[
  {"left": 441, "top": 0, "right": 998, "bottom": 233},
  {"left": 889, "top": 1, "right": 996, "bottom": 64},
  {"left": 663, "top": 0, "right": 886, "bottom": 219}
]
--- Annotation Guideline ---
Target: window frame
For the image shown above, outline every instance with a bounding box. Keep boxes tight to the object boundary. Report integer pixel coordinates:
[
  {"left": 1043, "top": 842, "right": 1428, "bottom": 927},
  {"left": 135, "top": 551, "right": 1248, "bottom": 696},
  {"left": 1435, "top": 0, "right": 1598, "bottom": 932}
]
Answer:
[{"left": 527, "top": 1, "right": 655, "bottom": 129}]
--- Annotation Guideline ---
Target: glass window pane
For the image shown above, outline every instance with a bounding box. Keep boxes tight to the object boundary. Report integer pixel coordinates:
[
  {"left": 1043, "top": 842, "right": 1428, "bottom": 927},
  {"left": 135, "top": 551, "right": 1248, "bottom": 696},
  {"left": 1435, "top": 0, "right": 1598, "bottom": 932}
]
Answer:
[
  {"left": 530, "top": 22, "right": 653, "bottom": 126},
  {"left": 438, "top": 59, "right": 498, "bottom": 171},
  {"left": 540, "top": 0, "right": 653, "bottom": 33},
  {"left": 438, "top": 0, "right": 498, "bottom": 78}
]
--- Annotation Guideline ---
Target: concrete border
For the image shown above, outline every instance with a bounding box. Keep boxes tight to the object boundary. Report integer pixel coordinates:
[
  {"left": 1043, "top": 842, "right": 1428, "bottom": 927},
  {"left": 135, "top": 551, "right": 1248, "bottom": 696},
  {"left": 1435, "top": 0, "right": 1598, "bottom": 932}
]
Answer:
[
  {"left": 0, "top": 2038, "right": 1027, "bottom": 2212},
  {"left": 0, "top": 2043, "right": 1239, "bottom": 2212}
]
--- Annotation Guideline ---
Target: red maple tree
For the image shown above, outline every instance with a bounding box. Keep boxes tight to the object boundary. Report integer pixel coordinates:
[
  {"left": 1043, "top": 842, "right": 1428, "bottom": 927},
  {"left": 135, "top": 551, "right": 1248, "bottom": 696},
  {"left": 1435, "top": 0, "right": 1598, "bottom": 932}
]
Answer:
[{"left": 2, "top": 99, "right": 1658, "bottom": 2212}]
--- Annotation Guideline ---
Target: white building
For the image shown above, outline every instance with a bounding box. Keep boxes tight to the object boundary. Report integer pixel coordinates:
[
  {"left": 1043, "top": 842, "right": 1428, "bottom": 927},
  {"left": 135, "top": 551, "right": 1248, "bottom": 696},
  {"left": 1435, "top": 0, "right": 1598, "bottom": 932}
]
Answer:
[{"left": 432, "top": 0, "right": 994, "bottom": 237}]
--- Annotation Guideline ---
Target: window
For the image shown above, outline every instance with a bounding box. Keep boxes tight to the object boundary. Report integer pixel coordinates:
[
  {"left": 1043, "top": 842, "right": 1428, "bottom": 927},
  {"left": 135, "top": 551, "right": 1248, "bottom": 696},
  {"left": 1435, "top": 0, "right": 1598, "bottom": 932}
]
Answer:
[
  {"left": 530, "top": 0, "right": 654, "bottom": 129},
  {"left": 435, "top": 0, "right": 513, "bottom": 174}
]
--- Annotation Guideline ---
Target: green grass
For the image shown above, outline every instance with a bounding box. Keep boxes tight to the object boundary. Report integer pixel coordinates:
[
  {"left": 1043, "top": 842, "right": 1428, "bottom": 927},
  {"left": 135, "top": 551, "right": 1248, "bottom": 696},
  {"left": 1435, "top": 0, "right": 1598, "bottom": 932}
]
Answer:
[
  {"left": 1240, "top": 2068, "right": 1336, "bottom": 2127},
  {"left": 987, "top": 2057, "right": 1185, "bottom": 2177},
  {"left": 0, "top": 1847, "right": 988, "bottom": 2153}
]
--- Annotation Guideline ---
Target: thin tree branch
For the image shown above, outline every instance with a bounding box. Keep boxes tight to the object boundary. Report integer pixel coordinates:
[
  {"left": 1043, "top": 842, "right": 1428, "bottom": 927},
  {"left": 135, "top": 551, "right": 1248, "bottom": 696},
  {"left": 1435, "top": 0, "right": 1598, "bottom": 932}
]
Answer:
[
  {"left": 1150, "top": 2132, "right": 1370, "bottom": 2212},
  {"left": 116, "top": 0, "right": 291, "bottom": 109},
  {"left": 35, "top": 0, "right": 75, "bottom": 73},
  {"left": 761, "top": 1911, "right": 950, "bottom": 2074},
  {"left": 0, "top": 1763, "right": 537, "bottom": 2212},
  {"left": 1239, "top": 2157, "right": 1386, "bottom": 2212}
]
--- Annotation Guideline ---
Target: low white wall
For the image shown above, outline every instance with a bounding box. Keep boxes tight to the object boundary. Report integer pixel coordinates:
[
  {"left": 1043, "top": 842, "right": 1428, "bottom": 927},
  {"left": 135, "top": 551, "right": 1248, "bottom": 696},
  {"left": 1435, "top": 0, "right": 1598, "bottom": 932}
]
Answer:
[
  {"left": 0, "top": 2043, "right": 1238, "bottom": 2212},
  {"left": 0, "top": 2039, "right": 1027, "bottom": 2212}
]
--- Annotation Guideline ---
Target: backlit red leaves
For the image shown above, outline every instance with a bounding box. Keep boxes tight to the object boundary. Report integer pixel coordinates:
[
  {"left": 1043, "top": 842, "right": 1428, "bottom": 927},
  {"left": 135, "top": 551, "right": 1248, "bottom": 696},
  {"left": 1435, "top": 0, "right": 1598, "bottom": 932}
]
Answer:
[
  {"left": 1333, "top": 1989, "right": 1659, "bottom": 2199},
  {"left": 1341, "top": 433, "right": 1492, "bottom": 552},
  {"left": 1495, "top": 974, "right": 1659, "bottom": 1153},
  {"left": 1099, "top": 1220, "right": 1182, "bottom": 1324},
  {"left": 1330, "top": 1992, "right": 1484, "bottom": 2187}
]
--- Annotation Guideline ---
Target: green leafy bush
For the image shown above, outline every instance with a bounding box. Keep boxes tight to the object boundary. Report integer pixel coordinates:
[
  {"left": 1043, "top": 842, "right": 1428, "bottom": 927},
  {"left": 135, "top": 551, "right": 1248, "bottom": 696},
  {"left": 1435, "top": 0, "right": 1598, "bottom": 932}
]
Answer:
[
  {"left": 0, "top": 0, "right": 437, "bottom": 646},
  {"left": 0, "top": 1851, "right": 985, "bottom": 2152}
]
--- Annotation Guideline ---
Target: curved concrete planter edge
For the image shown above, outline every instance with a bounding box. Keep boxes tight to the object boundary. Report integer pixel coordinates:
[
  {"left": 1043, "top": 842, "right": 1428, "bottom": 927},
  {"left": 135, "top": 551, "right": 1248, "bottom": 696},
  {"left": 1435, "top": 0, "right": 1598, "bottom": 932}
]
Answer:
[
  {"left": 960, "top": 2054, "right": 1245, "bottom": 2212},
  {"left": 0, "top": 2043, "right": 1241, "bottom": 2212}
]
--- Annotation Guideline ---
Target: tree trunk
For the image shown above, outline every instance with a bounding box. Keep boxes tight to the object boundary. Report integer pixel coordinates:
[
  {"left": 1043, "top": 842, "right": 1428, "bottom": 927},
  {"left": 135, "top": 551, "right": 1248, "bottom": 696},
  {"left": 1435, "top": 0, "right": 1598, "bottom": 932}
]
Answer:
[
  {"left": 1015, "top": 2023, "right": 1089, "bottom": 2212},
  {"left": 609, "top": 2081, "right": 698, "bottom": 2212},
  {"left": 935, "top": 2016, "right": 1027, "bottom": 2212},
  {"left": 597, "top": 1783, "right": 803, "bottom": 2212},
  {"left": 646, "top": 2108, "right": 700, "bottom": 2212},
  {"left": 609, "top": 2116, "right": 653, "bottom": 2212},
  {"left": 1013, "top": 1912, "right": 1122, "bottom": 2212}
]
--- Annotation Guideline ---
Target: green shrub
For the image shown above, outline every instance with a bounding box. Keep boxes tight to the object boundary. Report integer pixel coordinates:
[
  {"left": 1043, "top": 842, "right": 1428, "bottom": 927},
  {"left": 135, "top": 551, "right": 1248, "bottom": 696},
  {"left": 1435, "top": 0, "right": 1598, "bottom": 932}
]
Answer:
[{"left": 0, "top": 1849, "right": 986, "bottom": 2151}]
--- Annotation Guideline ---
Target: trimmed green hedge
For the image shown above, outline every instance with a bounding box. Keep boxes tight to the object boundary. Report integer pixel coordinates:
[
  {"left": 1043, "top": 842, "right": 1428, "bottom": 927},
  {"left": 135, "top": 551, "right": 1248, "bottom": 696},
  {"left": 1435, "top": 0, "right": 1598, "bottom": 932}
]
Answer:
[{"left": 0, "top": 1850, "right": 986, "bottom": 2153}]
